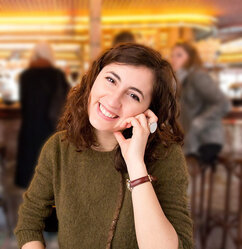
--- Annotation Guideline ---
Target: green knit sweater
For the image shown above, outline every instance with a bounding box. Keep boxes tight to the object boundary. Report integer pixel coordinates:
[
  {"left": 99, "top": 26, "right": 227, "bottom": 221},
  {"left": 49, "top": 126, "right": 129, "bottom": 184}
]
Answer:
[{"left": 14, "top": 131, "right": 194, "bottom": 249}]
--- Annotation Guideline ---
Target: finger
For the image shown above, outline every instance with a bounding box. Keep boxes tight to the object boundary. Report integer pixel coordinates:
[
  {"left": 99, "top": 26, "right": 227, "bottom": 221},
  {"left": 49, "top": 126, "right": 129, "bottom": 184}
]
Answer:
[
  {"left": 120, "top": 121, "right": 132, "bottom": 129},
  {"left": 144, "top": 109, "right": 158, "bottom": 124},
  {"left": 113, "top": 131, "right": 126, "bottom": 145},
  {"left": 134, "top": 113, "right": 150, "bottom": 132},
  {"left": 121, "top": 117, "right": 139, "bottom": 129},
  {"left": 122, "top": 117, "right": 143, "bottom": 134}
]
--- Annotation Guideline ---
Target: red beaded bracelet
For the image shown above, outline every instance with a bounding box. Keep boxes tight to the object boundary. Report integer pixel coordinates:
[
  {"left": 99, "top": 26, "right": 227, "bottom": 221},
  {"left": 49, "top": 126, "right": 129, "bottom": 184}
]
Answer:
[{"left": 126, "top": 174, "right": 157, "bottom": 192}]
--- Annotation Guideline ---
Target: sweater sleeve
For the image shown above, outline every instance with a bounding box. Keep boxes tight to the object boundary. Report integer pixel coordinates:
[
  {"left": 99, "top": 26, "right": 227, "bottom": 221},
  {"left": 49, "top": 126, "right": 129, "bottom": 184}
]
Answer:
[
  {"left": 14, "top": 133, "right": 59, "bottom": 248},
  {"left": 149, "top": 143, "right": 194, "bottom": 249}
]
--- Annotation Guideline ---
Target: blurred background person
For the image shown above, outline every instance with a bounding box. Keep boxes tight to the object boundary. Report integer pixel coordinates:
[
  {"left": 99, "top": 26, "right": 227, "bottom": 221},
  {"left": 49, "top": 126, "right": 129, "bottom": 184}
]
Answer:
[
  {"left": 112, "top": 31, "right": 135, "bottom": 46},
  {"left": 14, "top": 42, "right": 70, "bottom": 189},
  {"left": 171, "top": 42, "right": 231, "bottom": 166}
]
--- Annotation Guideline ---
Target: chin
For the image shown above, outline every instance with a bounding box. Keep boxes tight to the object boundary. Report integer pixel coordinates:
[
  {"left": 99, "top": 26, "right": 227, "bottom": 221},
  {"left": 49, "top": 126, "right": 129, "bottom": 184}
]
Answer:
[{"left": 89, "top": 117, "right": 118, "bottom": 132}]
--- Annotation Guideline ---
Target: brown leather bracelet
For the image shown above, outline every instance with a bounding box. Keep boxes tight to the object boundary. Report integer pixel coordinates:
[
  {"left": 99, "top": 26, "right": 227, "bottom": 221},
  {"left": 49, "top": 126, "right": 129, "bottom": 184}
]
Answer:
[{"left": 126, "top": 174, "right": 157, "bottom": 192}]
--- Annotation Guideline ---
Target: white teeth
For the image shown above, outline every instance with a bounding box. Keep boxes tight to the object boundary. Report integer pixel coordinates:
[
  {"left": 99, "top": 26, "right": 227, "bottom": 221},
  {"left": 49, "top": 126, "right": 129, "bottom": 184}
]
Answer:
[{"left": 99, "top": 104, "right": 117, "bottom": 118}]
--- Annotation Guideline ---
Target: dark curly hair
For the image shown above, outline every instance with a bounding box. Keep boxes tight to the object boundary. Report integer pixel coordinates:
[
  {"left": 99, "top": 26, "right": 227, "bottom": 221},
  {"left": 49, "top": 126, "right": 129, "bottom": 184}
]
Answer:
[{"left": 58, "top": 43, "right": 183, "bottom": 173}]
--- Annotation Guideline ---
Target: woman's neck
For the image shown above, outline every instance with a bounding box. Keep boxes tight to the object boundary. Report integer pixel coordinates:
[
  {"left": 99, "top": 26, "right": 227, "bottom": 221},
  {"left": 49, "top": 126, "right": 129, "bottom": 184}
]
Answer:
[{"left": 92, "top": 129, "right": 118, "bottom": 152}]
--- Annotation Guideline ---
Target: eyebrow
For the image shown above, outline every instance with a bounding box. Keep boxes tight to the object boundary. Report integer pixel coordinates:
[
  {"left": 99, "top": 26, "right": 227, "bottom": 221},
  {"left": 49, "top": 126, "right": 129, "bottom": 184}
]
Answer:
[
  {"left": 107, "top": 71, "right": 145, "bottom": 99},
  {"left": 107, "top": 71, "right": 121, "bottom": 81},
  {"left": 129, "top": 87, "right": 144, "bottom": 99}
]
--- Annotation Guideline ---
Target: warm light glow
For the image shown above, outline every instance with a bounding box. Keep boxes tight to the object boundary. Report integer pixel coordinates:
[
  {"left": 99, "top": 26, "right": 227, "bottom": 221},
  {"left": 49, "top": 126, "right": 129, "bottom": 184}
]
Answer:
[
  {"left": 0, "top": 14, "right": 216, "bottom": 25},
  {"left": 0, "top": 43, "right": 81, "bottom": 51},
  {"left": 218, "top": 38, "right": 242, "bottom": 63},
  {"left": 220, "top": 39, "right": 242, "bottom": 53},
  {"left": 0, "top": 13, "right": 217, "bottom": 64},
  {"left": 0, "top": 51, "right": 79, "bottom": 61},
  {"left": 55, "top": 52, "right": 78, "bottom": 60},
  {"left": 102, "top": 14, "right": 216, "bottom": 25},
  {"left": 218, "top": 53, "right": 242, "bottom": 63},
  {"left": 0, "top": 13, "right": 216, "bottom": 33},
  {"left": 0, "top": 22, "right": 213, "bottom": 33},
  {"left": 0, "top": 35, "right": 88, "bottom": 41},
  {"left": 0, "top": 51, "right": 11, "bottom": 57},
  {"left": 101, "top": 23, "right": 213, "bottom": 31},
  {"left": 0, "top": 16, "right": 80, "bottom": 24},
  {"left": 0, "top": 24, "right": 87, "bottom": 32}
]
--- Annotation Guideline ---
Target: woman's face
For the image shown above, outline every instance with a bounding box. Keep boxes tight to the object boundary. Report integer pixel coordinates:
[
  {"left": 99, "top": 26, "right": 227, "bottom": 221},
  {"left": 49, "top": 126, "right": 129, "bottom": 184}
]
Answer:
[
  {"left": 171, "top": 46, "right": 189, "bottom": 72},
  {"left": 88, "top": 63, "right": 154, "bottom": 132}
]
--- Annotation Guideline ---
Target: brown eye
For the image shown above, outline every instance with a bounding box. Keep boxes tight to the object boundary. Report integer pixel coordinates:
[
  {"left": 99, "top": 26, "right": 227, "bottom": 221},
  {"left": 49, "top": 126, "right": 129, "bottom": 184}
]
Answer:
[
  {"left": 105, "top": 77, "right": 115, "bottom": 84},
  {"left": 130, "top": 93, "right": 140, "bottom": 102}
]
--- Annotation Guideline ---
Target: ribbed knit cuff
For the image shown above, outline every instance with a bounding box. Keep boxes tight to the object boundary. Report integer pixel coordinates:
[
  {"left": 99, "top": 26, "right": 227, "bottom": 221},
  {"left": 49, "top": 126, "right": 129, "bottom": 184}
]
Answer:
[{"left": 15, "top": 230, "right": 46, "bottom": 248}]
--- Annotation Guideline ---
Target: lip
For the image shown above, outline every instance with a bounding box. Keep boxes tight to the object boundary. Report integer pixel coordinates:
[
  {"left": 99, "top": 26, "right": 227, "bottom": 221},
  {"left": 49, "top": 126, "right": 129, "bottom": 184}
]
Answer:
[{"left": 97, "top": 102, "right": 119, "bottom": 121}]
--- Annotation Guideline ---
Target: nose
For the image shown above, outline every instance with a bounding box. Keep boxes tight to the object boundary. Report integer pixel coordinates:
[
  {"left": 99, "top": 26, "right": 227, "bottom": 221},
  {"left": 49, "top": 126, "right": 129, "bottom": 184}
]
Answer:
[{"left": 106, "top": 91, "right": 122, "bottom": 110}]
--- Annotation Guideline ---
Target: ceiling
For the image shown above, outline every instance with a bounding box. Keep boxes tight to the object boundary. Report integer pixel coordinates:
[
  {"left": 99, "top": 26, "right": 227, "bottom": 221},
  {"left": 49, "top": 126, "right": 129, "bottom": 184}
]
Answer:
[
  {"left": 0, "top": 0, "right": 241, "bottom": 28},
  {"left": 0, "top": 0, "right": 240, "bottom": 65}
]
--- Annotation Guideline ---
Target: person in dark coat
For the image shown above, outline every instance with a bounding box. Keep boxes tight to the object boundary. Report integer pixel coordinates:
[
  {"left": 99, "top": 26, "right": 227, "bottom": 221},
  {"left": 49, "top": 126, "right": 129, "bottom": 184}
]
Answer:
[
  {"left": 15, "top": 42, "right": 70, "bottom": 188},
  {"left": 171, "top": 42, "right": 231, "bottom": 165}
]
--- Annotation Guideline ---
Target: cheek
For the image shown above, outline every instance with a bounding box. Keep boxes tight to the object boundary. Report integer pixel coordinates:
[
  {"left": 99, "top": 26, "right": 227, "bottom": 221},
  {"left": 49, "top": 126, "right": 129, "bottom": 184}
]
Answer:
[
  {"left": 89, "top": 83, "right": 103, "bottom": 105},
  {"left": 121, "top": 102, "right": 150, "bottom": 119},
  {"left": 174, "top": 57, "right": 185, "bottom": 69},
  {"left": 88, "top": 85, "right": 98, "bottom": 115},
  {"left": 172, "top": 57, "right": 181, "bottom": 70},
  {"left": 91, "top": 79, "right": 109, "bottom": 99},
  {"left": 181, "top": 57, "right": 188, "bottom": 65}
]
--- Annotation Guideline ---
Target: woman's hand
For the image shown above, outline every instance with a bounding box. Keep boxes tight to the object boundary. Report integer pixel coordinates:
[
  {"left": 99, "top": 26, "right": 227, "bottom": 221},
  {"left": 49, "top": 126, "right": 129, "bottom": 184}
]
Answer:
[
  {"left": 113, "top": 109, "right": 158, "bottom": 167},
  {"left": 22, "top": 241, "right": 45, "bottom": 249}
]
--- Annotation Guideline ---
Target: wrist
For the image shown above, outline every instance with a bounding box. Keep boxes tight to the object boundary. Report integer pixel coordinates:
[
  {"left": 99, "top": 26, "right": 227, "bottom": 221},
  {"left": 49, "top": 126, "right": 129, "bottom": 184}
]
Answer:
[
  {"left": 126, "top": 174, "right": 158, "bottom": 192},
  {"left": 126, "top": 161, "right": 148, "bottom": 181}
]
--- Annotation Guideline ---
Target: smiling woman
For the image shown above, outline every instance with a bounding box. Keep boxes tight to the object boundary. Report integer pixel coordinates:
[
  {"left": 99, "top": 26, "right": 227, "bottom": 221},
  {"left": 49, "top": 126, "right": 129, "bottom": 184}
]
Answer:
[
  {"left": 14, "top": 43, "right": 194, "bottom": 249},
  {"left": 59, "top": 43, "right": 184, "bottom": 160},
  {"left": 88, "top": 64, "right": 153, "bottom": 133}
]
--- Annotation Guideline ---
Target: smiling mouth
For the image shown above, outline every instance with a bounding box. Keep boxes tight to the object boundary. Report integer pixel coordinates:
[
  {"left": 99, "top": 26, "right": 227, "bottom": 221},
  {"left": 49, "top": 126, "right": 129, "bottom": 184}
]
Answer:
[{"left": 99, "top": 103, "right": 119, "bottom": 119}]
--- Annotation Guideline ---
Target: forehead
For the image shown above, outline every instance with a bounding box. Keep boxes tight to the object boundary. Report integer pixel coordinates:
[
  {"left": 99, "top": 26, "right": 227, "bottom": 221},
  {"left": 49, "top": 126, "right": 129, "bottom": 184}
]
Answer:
[{"left": 100, "top": 63, "right": 154, "bottom": 92}]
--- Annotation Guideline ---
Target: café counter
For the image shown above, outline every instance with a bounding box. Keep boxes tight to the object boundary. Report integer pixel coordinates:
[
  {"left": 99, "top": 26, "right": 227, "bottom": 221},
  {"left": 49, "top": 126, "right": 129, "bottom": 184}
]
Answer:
[{"left": 0, "top": 102, "right": 21, "bottom": 160}]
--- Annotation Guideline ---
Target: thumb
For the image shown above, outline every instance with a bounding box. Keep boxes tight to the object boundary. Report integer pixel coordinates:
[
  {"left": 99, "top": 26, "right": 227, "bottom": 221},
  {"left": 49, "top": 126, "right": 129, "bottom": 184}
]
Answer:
[{"left": 113, "top": 131, "right": 126, "bottom": 146}]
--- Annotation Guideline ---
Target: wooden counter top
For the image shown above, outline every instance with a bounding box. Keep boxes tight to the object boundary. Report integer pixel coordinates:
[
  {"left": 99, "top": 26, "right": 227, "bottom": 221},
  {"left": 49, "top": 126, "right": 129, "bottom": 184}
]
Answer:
[{"left": 0, "top": 102, "right": 21, "bottom": 119}]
